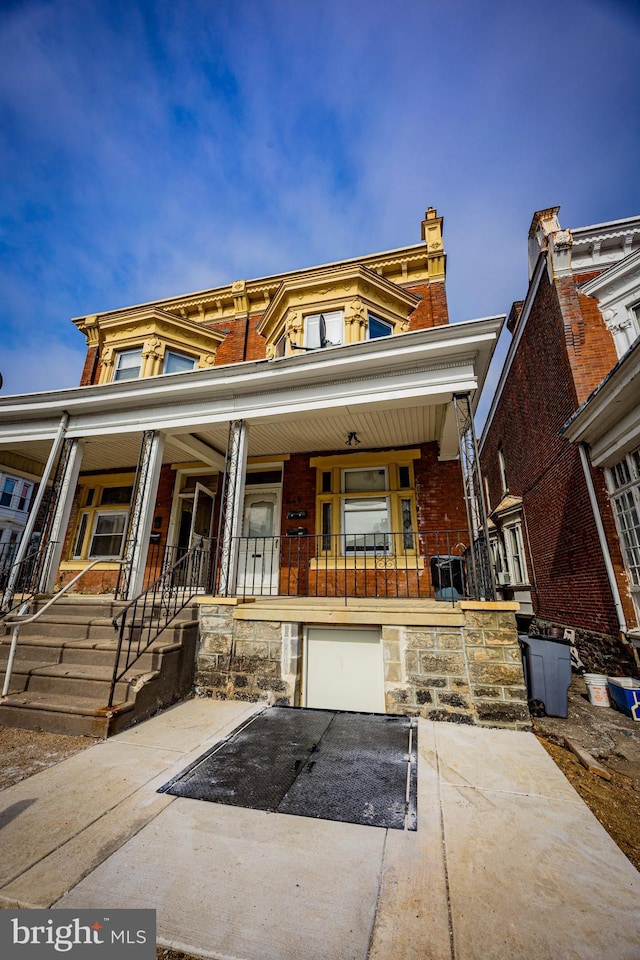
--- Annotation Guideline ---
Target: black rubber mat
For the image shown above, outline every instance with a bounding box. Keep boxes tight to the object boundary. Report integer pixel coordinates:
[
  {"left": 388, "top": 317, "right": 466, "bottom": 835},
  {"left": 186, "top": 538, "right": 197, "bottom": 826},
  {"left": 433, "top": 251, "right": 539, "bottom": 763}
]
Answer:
[{"left": 159, "top": 706, "right": 418, "bottom": 830}]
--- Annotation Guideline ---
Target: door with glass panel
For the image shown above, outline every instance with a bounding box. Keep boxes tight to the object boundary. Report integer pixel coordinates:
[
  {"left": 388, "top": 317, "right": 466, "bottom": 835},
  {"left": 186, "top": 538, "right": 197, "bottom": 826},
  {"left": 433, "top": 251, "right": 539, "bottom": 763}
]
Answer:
[{"left": 237, "top": 487, "right": 281, "bottom": 595}]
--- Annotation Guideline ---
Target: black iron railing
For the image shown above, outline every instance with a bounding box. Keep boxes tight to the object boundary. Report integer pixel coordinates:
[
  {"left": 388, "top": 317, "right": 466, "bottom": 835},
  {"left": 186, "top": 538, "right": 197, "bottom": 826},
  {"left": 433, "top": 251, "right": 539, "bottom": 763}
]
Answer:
[
  {"left": 0, "top": 540, "right": 58, "bottom": 615},
  {"left": 108, "top": 537, "right": 212, "bottom": 707},
  {"left": 224, "top": 529, "right": 472, "bottom": 601}
]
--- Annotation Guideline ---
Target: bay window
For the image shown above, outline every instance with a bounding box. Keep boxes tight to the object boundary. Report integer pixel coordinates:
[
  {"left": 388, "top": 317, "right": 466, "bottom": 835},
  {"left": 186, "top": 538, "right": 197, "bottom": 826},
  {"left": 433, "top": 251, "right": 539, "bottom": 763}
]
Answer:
[{"left": 367, "top": 314, "right": 393, "bottom": 339}]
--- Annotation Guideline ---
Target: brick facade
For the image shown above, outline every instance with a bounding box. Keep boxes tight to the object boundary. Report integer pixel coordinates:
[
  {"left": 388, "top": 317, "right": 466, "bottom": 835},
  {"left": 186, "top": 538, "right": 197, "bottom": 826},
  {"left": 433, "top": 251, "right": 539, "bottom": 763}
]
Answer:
[
  {"left": 481, "top": 253, "right": 633, "bottom": 652},
  {"left": 405, "top": 281, "right": 449, "bottom": 329}
]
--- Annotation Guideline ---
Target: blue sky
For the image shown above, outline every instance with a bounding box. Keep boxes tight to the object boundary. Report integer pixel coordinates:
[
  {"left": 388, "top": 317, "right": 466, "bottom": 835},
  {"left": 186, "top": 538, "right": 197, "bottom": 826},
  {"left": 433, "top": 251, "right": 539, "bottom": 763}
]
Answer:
[{"left": 1, "top": 0, "right": 639, "bottom": 424}]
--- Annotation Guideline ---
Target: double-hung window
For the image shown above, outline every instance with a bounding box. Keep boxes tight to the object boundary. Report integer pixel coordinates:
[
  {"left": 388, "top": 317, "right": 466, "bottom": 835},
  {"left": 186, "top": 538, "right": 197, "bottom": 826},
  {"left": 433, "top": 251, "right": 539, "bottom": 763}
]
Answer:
[
  {"left": 113, "top": 348, "right": 142, "bottom": 381},
  {"left": 71, "top": 481, "right": 133, "bottom": 561},
  {"left": 342, "top": 468, "right": 390, "bottom": 554},
  {"left": 0, "top": 477, "right": 16, "bottom": 508},
  {"left": 504, "top": 522, "right": 527, "bottom": 584},
  {"left": 608, "top": 447, "right": 640, "bottom": 620},
  {"left": 314, "top": 453, "right": 418, "bottom": 560}
]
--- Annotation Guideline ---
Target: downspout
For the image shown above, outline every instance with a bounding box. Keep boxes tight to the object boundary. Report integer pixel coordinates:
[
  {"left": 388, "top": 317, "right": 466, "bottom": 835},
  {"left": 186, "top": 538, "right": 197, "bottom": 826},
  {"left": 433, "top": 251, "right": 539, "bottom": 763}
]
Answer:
[
  {"left": 242, "top": 313, "right": 250, "bottom": 361},
  {"left": 578, "top": 442, "right": 628, "bottom": 637},
  {"left": 3, "top": 412, "right": 69, "bottom": 602}
]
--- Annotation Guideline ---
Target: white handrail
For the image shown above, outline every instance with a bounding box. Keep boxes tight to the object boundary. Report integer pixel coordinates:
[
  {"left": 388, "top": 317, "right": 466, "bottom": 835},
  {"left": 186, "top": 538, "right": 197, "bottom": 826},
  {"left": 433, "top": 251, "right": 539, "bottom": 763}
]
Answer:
[{"left": 1, "top": 559, "right": 124, "bottom": 698}]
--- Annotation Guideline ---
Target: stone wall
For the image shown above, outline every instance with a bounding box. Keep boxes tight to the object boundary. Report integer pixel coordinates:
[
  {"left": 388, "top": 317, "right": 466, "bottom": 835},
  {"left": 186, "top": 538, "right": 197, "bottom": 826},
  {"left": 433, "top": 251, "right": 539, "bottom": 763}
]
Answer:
[
  {"left": 383, "top": 603, "right": 530, "bottom": 728},
  {"left": 196, "top": 602, "right": 301, "bottom": 705},
  {"left": 195, "top": 601, "right": 530, "bottom": 730}
]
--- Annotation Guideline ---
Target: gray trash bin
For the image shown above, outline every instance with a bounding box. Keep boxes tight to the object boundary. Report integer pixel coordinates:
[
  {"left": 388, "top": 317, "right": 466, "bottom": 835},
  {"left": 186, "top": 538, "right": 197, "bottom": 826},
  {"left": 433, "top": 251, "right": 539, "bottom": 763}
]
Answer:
[{"left": 519, "top": 634, "right": 572, "bottom": 718}]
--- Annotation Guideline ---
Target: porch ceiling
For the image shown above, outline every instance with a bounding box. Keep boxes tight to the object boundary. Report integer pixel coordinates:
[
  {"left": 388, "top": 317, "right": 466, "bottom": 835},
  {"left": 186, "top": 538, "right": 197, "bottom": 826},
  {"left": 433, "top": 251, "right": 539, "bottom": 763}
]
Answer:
[{"left": 0, "top": 402, "right": 449, "bottom": 473}]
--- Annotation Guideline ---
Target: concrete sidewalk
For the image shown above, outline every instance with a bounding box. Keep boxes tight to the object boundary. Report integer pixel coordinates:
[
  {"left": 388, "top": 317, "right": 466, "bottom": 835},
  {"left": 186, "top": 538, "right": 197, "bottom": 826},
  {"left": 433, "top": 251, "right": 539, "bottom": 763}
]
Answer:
[{"left": 0, "top": 699, "right": 638, "bottom": 960}]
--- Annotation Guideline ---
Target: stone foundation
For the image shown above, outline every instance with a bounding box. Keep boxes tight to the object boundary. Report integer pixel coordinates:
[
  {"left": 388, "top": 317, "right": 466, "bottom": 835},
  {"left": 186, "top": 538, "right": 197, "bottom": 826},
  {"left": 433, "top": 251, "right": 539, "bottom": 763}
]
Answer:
[
  {"left": 195, "top": 600, "right": 530, "bottom": 729},
  {"left": 533, "top": 617, "right": 637, "bottom": 677}
]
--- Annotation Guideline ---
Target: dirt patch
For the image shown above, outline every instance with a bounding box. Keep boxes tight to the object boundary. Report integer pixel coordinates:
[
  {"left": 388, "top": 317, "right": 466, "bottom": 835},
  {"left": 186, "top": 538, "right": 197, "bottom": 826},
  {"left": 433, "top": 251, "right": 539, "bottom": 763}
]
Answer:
[{"left": 0, "top": 725, "right": 96, "bottom": 791}]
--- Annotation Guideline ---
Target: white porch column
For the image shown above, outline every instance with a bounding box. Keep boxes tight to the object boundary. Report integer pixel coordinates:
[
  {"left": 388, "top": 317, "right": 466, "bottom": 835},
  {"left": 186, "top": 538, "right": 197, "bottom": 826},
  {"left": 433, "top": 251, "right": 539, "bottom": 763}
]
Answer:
[
  {"left": 218, "top": 420, "right": 249, "bottom": 596},
  {"left": 41, "top": 439, "right": 85, "bottom": 593},
  {"left": 123, "top": 430, "right": 165, "bottom": 599}
]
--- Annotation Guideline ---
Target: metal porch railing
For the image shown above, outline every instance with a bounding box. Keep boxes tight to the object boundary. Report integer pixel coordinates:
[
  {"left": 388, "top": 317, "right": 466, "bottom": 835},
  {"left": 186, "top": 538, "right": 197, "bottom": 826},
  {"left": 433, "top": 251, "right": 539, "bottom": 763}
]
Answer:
[
  {"left": 108, "top": 537, "right": 211, "bottom": 707},
  {"left": 0, "top": 540, "right": 59, "bottom": 616},
  {"left": 214, "top": 529, "right": 476, "bottom": 601}
]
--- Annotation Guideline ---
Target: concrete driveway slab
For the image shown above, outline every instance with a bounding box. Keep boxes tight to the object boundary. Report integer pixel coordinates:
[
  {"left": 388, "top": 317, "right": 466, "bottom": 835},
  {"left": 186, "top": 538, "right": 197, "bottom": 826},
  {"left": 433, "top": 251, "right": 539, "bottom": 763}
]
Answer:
[
  {"left": 1, "top": 699, "right": 639, "bottom": 960},
  {"left": 56, "top": 799, "right": 386, "bottom": 960},
  {"left": 438, "top": 735, "right": 640, "bottom": 960},
  {"left": 0, "top": 740, "right": 180, "bottom": 890},
  {"left": 434, "top": 723, "right": 581, "bottom": 801},
  {"left": 368, "top": 722, "right": 451, "bottom": 960}
]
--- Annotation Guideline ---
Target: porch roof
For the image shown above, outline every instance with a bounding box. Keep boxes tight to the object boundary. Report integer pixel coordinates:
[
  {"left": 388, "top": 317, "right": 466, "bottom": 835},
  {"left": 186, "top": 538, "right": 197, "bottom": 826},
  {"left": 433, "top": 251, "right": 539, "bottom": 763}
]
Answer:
[{"left": 0, "top": 317, "right": 503, "bottom": 473}]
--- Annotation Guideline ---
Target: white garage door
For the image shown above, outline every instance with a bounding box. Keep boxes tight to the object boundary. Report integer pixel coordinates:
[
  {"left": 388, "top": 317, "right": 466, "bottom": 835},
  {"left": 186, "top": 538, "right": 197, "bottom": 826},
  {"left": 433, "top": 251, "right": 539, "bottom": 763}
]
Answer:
[{"left": 305, "top": 627, "right": 385, "bottom": 713}]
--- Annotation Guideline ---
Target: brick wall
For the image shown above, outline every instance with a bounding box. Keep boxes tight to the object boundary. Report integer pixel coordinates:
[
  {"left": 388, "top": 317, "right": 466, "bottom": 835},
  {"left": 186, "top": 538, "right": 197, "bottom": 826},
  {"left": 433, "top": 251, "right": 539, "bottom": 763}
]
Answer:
[
  {"left": 79, "top": 347, "right": 99, "bottom": 386},
  {"left": 414, "top": 442, "right": 467, "bottom": 529},
  {"left": 481, "top": 267, "right": 627, "bottom": 642},
  {"left": 405, "top": 281, "right": 449, "bottom": 330},
  {"left": 555, "top": 277, "right": 618, "bottom": 406},
  {"left": 211, "top": 316, "right": 266, "bottom": 365}
]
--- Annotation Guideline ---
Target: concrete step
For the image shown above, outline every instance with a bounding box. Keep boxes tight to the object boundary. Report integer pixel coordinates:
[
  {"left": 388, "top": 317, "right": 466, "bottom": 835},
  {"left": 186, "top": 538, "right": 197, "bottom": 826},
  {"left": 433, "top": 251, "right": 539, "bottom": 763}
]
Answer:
[
  {"left": 15, "top": 662, "right": 152, "bottom": 700},
  {"left": 0, "top": 598, "right": 199, "bottom": 737},
  {"left": 0, "top": 636, "right": 185, "bottom": 670},
  {"left": 5, "top": 617, "right": 120, "bottom": 641},
  {"left": 0, "top": 692, "right": 135, "bottom": 737}
]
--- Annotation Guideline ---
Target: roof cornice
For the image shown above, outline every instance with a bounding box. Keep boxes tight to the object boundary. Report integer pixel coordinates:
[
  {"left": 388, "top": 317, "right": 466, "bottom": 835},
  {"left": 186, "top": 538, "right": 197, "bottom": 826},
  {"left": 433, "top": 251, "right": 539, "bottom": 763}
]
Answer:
[{"left": 0, "top": 317, "right": 503, "bottom": 441}]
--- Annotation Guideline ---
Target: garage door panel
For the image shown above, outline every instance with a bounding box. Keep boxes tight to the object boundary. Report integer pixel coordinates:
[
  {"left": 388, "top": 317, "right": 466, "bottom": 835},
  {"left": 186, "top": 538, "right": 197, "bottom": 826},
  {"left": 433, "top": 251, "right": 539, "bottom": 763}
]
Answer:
[{"left": 305, "top": 627, "right": 384, "bottom": 713}]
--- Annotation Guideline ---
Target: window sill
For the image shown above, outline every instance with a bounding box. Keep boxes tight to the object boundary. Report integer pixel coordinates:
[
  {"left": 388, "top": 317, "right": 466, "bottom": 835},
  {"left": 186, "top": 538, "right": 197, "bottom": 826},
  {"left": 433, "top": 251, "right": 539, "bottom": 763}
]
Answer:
[
  {"left": 61, "top": 560, "right": 123, "bottom": 571},
  {"left": 309, "top": 557, "right": 425, "bottom": 571}
]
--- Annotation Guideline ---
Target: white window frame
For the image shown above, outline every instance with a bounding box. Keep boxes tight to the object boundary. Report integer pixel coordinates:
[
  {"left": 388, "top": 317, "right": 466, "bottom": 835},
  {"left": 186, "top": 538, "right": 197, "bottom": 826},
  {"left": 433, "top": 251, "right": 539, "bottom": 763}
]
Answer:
[
  {"left": 607, "top": 447, "right": 640, "bottom": 620},
  {"left": 86, "top": 509, "right": 128, "bottom": 559},
  {"left": 304, "top": 310, "right": 344, "bottom": 349},
  {"left": 503, "top": 521, "right": 527, "bottom": 585},
  {"left": 113, "top": 348, "right": 142, "bottom": 382},
  {"left": 163, "top": 350, "right": 197, "bottom": 374},
  {"left": 367, "top": 313, "right": 393, "bottom": 339},
  {"left": 498, "top": 446, "right": 508, "bottom": 493},
  {"left": 341, "top": 495, "right": 392, "bottom": 555}
]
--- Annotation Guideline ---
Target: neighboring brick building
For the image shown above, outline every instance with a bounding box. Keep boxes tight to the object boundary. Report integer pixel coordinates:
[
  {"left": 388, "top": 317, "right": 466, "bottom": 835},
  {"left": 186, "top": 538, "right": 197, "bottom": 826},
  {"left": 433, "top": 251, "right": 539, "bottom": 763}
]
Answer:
[{"left": 480, "top": 207, "right": 640, "bottom": 672}]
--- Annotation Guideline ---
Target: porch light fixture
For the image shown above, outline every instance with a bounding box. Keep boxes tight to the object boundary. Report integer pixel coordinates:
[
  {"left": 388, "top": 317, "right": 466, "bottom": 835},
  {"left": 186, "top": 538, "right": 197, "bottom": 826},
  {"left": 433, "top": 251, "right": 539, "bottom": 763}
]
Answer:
[{"left": 346, "top": 431, "right": 361, "bottom": 446}]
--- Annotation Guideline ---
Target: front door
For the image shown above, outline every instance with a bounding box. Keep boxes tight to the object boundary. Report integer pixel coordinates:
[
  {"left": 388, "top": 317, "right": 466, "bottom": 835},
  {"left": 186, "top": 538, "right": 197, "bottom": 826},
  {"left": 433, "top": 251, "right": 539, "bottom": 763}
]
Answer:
[
  {"left": 237, "top": 487, "right": 281, "bottom": 595},
  {"left": 190, "top": 482, "right": 215, "bottom": 545}
]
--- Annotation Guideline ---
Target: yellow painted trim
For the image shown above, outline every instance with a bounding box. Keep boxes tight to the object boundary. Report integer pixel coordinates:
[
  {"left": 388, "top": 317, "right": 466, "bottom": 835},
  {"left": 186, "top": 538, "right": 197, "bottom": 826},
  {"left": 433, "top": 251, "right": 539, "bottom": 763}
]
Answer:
[
  {"left": 247, "top": 455, "right": 291, "bottom": 464},
  {"left": 458, "top": 601, "right": 520, "bottom": 611},
  {"left": 77, "top": 472, "right": 136, "bottom": 486},
  {"left": 59, "top": 561, "right": 122, "bottom": 571},
  {"left": 308, "top": 558, "right": 425, "bottom": 571},
  {"left": 310, "top": 449, "right": 420, "bottom": 469}
]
